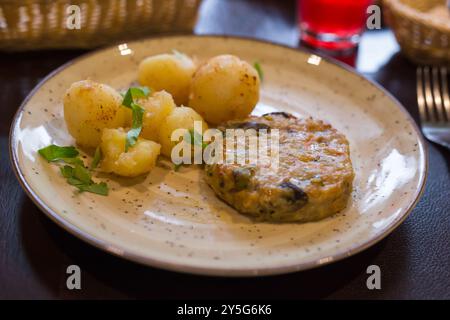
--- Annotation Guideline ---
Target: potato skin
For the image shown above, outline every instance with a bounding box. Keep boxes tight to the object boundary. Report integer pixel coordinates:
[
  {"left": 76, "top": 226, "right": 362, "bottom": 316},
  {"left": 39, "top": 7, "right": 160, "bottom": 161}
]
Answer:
[
  {"left": 188, "top": 55, "right": 260, "bottom": 125},
  {"left": 159, "top": 106, "right": 208, "bottom": 157},
  {"left": 140, "top": 91, "right": 176, "bottom": 142},
  {"left": 64, "top": 80, "right": 129, "bottom": 148},
  {"left": 100, "top": 128, "right": 161, "bottom": 177},
  {"left": 138, "top": 53, "right": 196, "bottom": 105}
]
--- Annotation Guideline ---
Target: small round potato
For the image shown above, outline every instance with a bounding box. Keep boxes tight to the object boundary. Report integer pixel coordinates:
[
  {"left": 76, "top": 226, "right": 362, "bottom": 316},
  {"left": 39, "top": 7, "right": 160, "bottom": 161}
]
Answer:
[
  {"left": 139, "top": 91, "right": 176, "bottom": 142},
  {"left": 188, "top": 55, "right": 260, "bottom": 125},
  {"left": 100, "top": 128, "right": 161, "bottom": 177},
  {"left": 64, "top": 80, "right": 129, "bottom": 148},
  {"left": 159, "top": 106, "right": 208, "bottom": 158},
  {"left": 138, "top": 53, "right": 196, "bottom": 105}
]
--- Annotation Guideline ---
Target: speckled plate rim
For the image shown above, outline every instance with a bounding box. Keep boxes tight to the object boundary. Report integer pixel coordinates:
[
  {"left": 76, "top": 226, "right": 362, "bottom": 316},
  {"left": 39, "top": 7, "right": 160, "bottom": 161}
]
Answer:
[{"left": 9, "top": 35, "right": 428, "bottom": 277}]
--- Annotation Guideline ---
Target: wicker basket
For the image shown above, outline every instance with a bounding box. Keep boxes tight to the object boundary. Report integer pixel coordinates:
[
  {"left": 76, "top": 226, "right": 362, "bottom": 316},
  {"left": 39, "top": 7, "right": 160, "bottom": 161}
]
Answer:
[
  {"left": 383, "top": 0, "right": 450, "bottom": 66},
  {"left": 0, "top": 0, "right": 202, "bottom": 51}
]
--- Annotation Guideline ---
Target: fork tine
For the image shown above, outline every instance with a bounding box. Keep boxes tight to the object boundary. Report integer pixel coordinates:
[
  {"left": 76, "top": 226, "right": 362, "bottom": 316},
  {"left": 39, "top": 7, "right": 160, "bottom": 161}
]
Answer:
[
  {"left": 432, "top": 67, "right": 446, "bottom": 122},
  {"left": 417, "top": 67, "right": 427, "bottom": 123},
  {"left": 423, "top": 66, "right": 436, "bottom": 122},
  {"left": 441, "top": 67, "right": 450, "bottom": 122}
]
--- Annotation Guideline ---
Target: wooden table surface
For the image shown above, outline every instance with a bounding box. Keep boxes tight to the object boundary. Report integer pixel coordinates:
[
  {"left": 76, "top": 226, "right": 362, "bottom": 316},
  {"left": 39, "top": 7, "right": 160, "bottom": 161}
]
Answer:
[{"left": 1, "top": 0, "right": 450, "bottom": 299}]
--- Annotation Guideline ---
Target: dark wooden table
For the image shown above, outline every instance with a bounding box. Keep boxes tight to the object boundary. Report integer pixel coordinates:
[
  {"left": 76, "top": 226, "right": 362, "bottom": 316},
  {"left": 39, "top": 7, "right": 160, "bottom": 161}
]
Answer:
[{"left": 1, "top": 0, "right": 449, "bottom": 299}]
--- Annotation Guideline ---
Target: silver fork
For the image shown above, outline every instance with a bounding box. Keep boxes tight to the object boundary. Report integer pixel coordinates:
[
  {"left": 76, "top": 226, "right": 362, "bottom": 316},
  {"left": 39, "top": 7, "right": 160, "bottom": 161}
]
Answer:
[{"left": 416, "top": 66, "right": 450, "bottom": 149}]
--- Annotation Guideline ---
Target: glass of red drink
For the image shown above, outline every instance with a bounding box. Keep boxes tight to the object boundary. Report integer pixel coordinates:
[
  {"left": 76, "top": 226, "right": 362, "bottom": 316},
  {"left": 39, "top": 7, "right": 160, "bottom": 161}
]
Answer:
[{"left": 298, "top": 0, "right": 374, "bottom": 50}]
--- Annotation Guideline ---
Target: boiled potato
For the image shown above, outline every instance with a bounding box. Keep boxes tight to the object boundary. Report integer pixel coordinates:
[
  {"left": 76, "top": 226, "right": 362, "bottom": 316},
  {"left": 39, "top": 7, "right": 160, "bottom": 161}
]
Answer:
[
  {"left": 64, "top": 80, "right": 129, "bottom": 148},
  {"left": 138, "top": 53, "right": 196, "bottom": 105},
  {"left": 139, "top": 91, "right": 176, "bottom": 142},
  {"left": 188, "top": 55, "right": 260, "bottom": 125},
  {"left": 159, "top": 106, "right": 208, "bottom": 157},
  {"left": 100, "top": 128, "right": 161, "bottom": 177}
]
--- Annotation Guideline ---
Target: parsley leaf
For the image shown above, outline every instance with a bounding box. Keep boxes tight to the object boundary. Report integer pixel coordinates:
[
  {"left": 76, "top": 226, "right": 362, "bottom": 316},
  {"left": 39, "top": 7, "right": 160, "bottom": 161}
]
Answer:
[
  {"left": 121, "top": 87, "right": 150, "bottom": 151},
  {"left": 253, "top": 61, "right": 264, "bottom": 82},
  {"left": 175, "top": 129, "right": 208, "bottom": 168},
  {"left": 76, "top": 182, "right": 109, "bottom": 196},
  {"left": 187, "top": 129, "right": 208, "bottom": 149},
  {"left": 91, "top": 146, "right": 102, "bottom": 169},
  {"left": 60, "top": 157, "right": 84, "bottom": 166},
  {"left": 125, "top": 102, "right": 145, "bottom": 151},
  {"left": 60, "top": 165, "right": 74, "bottom": 178},
  {"left": 66, "top": 175, "right": 108, "bottom": 196},
  {"left": 41, "top": 145, "right": 109, "bottom": 196},
  {"left": 62, "top": 163, "right": 108, "bottom": 196},
  {"left": 38, "top": 145, "right": 79, "bottom": 161},
  {"left": 67, "top": 177, "right": 85, "bottom": 187},
  {"left": 122, "top": 87, "right": 150, "bottom": 108},
  {"left": 73, "top": 164, "right": 91, "bottom": 184}
]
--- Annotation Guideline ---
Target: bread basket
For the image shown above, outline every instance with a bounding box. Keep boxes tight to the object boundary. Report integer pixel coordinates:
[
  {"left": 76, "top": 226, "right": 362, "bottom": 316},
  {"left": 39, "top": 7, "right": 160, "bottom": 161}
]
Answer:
[
  {"left": 0, "top": 0, "right": 202, "bottom": 51},
  {"left": 383, "top": 0, "right": 449, "bottom": 65}
]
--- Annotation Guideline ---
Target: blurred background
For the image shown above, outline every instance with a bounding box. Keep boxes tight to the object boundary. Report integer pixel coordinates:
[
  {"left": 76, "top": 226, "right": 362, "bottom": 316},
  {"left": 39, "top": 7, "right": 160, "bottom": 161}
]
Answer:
[{"left": 0, "top": 0, "right": 448, "bottom": 66}]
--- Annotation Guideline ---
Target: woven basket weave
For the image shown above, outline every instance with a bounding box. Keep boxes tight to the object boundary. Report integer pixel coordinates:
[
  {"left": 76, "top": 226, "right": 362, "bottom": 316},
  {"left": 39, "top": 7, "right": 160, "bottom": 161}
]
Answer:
[
  {"left": 0, "top": 0, "right": 202, "bottom": 51},
  {"left": 383, "top": 0, "right": 450, "bottom": 66}
]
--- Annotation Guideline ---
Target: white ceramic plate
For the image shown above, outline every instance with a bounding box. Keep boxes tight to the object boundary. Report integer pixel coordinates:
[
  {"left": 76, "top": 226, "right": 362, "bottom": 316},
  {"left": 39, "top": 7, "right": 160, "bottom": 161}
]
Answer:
[{"left": 10, "top": 36, "right": 427, "bottom": 276}]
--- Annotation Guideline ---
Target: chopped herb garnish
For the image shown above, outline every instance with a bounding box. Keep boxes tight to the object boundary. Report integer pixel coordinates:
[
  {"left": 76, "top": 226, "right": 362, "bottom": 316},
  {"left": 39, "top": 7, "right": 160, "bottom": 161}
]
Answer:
[
  {"left": 125, "top": 102, "right": 145, "bottom": 151},
  {"left": 187, "top": 129, "right": 209, "bottom": 149},
  {"left": 60, "top": 165, "right": 74, "bottom": 179},
  {"left": 253, "top": 61, "right": 264, "bottom": 82},
  {"left": 38, "top": 145, "right": 79, "bottom": 162},
  {"left": 121, "top": 87, "right": 150, "bottom": 151},
  {"left": 73, "top": 164, "right": 92, "bottom": 184},
  {"left": 64, "top": 163, "right": 108, "bottom": 196},
  {"left": 122, "top": 86, "right": 150, "bottom": 108},
  {"left": 91, "top": 146, "right": 102, "bottom": 169},
  {"left": 174, "top": 129, "right": 208, "bottom": 169},
  {"left": 40, "top": 145, "right": 109, "bottom": 196},
  {"left": 65, "top": 176, "right": 108, "bottom": 196},
  {"left": 67, "top": 177, "right": 85, "bottom": 188},
  {"left": 60, "top": 157, "right": 84, "bottom": 166},
  {"left": 76, "top": 182, "right": 109, "bottom": 196}
]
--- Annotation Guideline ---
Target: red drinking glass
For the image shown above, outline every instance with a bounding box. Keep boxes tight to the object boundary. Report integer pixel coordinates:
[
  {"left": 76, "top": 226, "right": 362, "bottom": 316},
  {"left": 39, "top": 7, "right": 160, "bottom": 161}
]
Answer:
[{"left": 298, "top": 0, "right": 374, "bottom": 50}]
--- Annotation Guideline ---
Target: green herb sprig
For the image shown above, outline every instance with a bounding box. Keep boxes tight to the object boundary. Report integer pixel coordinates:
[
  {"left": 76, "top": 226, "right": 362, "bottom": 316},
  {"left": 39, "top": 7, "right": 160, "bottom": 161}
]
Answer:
[
  {"left": 253, "top": 61, "right": 264, "bottom": 82},
  {"left": 61, "top": 164, "right": 108, "bottom": 196},
  {"left": 90, "top": 146, "right": 102, "bottom": 169},
  {"left": 187, "top": 129, "right": 209, "bottom": 149},
  {"left": 39, "top": 144, "right": 108, "bottom": 196},
  {"left": 172, "top": 129, "right": 209, "bottom": 172},
  {"left": 38, "top": 145, "right": 79, "bottom": 161},
  {"left": 121, "top": 86, "right": 151, "bottom": 151}
]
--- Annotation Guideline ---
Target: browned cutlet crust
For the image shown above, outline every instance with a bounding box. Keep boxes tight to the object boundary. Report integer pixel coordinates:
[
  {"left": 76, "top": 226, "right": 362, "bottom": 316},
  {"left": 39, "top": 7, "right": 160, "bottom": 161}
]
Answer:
[{"left": 204, "top": 112, "right": 354, "bottom": 222}]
